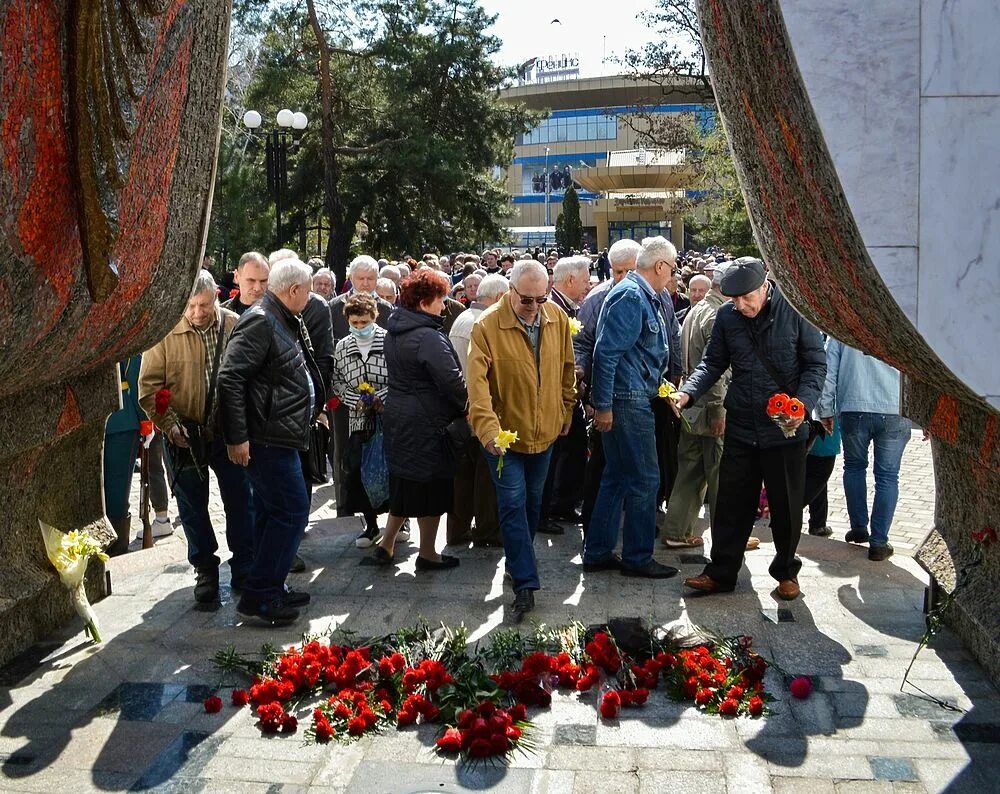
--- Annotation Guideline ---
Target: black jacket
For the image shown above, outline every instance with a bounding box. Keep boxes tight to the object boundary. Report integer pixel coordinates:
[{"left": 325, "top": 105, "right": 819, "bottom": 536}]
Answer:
[
  {"left": 382, "top": 307, "right": 468, "bottom": 481},
  {"left": 218, "top": 292, "right": 327, "bottom": 451},
  {"left": 302, "top": 292, "right": 334, "bottom": 394},
  {"left": 682, "top": 282, "right": 826, "bottom": 448}
]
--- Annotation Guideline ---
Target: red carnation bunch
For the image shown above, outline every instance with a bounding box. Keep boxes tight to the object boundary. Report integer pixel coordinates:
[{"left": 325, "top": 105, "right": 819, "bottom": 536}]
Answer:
[
  {"left": 585, "top": 632, "right": 622, "bottom": 674},
  {"left": 435, "top": 700, "right": 526, "bottom": 760},
  {"left": 154, "top": 388, "right": 172, "bottom": 417},
  {"left": 401, "top": 658, "right": 453, "bottom": 695},
  {"left": 257, "top": 702, "right": 297, "bottom": 733},
  {"left": 669, "top": 643, "right": 768, "bottom": 717}
]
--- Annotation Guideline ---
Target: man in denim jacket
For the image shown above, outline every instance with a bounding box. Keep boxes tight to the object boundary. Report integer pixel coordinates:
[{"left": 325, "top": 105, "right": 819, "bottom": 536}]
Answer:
[{"left": 582, "top": 236, "right": 681, "bottom": 579}]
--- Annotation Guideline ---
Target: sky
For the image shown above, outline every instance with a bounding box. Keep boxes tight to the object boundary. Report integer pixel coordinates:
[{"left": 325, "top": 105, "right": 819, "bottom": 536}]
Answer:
[{"left": 478, "top": 0, "right": 658, "bottom": 78}]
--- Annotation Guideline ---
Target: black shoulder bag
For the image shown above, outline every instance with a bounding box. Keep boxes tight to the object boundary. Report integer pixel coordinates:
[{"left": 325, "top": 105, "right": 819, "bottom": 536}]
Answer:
[{"left": 747, "top": 324, "right": 827, "bottom": 452}]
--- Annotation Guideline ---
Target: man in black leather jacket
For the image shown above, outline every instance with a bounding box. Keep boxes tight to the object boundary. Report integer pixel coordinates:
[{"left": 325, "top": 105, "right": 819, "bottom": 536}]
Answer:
[
  {"left": 218, "top": 257, "right": 327, "bottom": 625},
  {"left": 673, "top": 258, "right": 826, "bottom": 601}
]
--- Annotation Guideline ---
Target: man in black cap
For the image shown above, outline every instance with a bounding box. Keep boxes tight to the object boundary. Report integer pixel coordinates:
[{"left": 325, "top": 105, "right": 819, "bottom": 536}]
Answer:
[{"left": 671, "top": 257, "right": 826, "bottom": 600}]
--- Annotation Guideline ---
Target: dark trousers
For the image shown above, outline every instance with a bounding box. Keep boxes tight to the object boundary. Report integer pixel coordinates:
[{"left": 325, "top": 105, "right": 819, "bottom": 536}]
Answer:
[
  {"left": 331, "top": 405, "right": 351, "bottom": 516},
  {"left": 148, "top": 431, "right": 169, "bottom": 513},
  {"left": 653, "top": 398, "right": 679, "bottom": 508},
  {"left": 244, "top": 443, "right": 311, "bottom": 603},
  {"left": 448, "top": 436, "right": 500, "bottom": 545},
  {"left": 804, "top": 454, "right": 836, "bottom": 530},
  {"left": 165, "top": 437, "right": 255, "bottom": 578},
  {"left": 540, "top": 402, "right": 587, "bottom": 523},
  {"left": 581, "top": 423, "right": 606, "bottom": 536},
  {"left": 706, "top": 437, "right": 808, "bottom": 587}
]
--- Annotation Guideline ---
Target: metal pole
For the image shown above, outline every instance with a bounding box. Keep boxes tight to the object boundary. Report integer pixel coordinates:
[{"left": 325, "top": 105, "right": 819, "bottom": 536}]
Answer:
[
  {"left": 273, "top": 129, "right": 283, "bottom": 248},
  {"left": 544, "top": 147, "right": 550, "bottom": 227}
]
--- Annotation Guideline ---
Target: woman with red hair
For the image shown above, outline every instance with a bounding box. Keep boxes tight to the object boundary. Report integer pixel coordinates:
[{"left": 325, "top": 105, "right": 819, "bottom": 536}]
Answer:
[{"left": 375, "top": 268, "right": 468, "bottom": 570}]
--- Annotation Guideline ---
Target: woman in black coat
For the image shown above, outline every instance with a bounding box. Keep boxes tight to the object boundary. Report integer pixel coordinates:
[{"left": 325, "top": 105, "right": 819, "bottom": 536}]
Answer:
[{"left": 375, "top": 268, "right": 468, "bottom": 570}]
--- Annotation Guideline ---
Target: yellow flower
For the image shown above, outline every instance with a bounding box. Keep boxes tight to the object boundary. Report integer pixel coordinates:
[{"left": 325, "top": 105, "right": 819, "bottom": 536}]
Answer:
[
  {"left": 494, "top": 428, "right": 519, "bottom": 477},
  {"left": 658, "top": 381, "right": 678, "bottom": 400},
  {"left": 568, "top": 318, "right": 583, "bottom": 336},
  {"left": 39, "top": 522, "right": 108, "bottom": 643},
  {"left": 358, "top": 382, "right": 375, "bottom": 395}
]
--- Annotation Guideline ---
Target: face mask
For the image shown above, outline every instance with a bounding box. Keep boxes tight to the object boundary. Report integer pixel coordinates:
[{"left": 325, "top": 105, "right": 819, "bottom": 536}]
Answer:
[{"left": 349, "top": 323, "right": 376, "bottom": 339}]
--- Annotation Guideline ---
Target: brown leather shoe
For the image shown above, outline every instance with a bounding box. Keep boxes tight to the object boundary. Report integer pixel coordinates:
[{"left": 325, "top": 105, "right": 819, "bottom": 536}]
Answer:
[
  {"left": 777, "top": 579, "right": 801, "bottom": 600},
  {"left": 683, "top": 574, "right": 735, "bottom": 594},
  {"left": 746, "top": 536, "right": 761, "bottom": 551}
]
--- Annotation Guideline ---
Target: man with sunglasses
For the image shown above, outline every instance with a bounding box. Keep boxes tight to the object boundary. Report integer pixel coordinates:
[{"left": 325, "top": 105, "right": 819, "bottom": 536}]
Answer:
[
  {"left": 467, "top": 260, "right": 577, "bottom": 620},
  {"left": 583, "top": 236, "right": 681, "bottom": 580}
]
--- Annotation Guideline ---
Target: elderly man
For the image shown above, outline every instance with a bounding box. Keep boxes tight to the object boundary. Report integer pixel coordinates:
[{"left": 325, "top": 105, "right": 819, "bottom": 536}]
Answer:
[
  {"left": 538, "top": 255, "right": 592, "bottom": 534},
  {"left": 583, "top": 237, "right": 680, "bottom": 579},
  {"left": 674, "top": 257, "right": 826, "bottom": 599},
  {"left": 687, "top": 275, "right": 712, "bottom": 311},
  {"left": 662, "top": 264, "right": 731, "bottom": 548},
  {"left": 312, "top": 267, "right": 336, "bottom": 301},
  {"left": 218, "top": 258, "right": 326, "bottom": 625},
  {"left": 376, "top": 277, "right": 398, "bottom": 306},
  {"left": 139, "top": 270, "right": 253, "bottom": 603},
  {"left": 446, "top": 273, "right": 509, "bottom": 547},
  {"left": 379, "top": 264, "right": 401, "bottom": 287},
  {"left": 468, "top": 261, "right": 576, "bottom": 619},
  {"left": 223, "top": 251, "right": 270, "bottom": 316}
]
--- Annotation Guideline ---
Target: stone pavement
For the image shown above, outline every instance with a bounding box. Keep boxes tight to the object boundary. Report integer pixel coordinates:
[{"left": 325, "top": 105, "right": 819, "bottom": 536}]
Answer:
[{"left": 2, "top": 430, "right": 998, "bottom": 793}]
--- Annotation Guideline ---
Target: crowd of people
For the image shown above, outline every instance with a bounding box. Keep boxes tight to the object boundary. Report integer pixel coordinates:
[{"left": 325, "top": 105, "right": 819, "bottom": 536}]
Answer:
[{"left": 103, "top": 238, "right": 912, "bottom": 626}]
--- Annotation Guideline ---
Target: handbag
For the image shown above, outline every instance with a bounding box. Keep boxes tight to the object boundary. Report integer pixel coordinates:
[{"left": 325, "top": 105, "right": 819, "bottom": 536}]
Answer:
[
  {"left": 746, "top": 324, "right": 827, "bottom": 451},
  {"left": 361, "top": 418, "right": 390, "bottom": 510},
  {"left": 304, "top": 422, "right": 330, "bottom": 485}
]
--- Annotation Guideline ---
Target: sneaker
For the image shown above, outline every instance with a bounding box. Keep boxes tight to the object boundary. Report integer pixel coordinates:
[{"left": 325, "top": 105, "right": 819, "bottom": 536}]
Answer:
[
  {"left": 237, "top": 596, "right": 300, "bottom": 626},
  {"left": 845, "top": 527, "right": 870, "bottom": 544},
  {"left": 151, "top": 516, "right": 174, "bottom": 538},
  {"left": 355, "top": 523, "right": 380, "bottom": 549},
  {"left": 193, "top": 568, "right": 219, "bottom": 604},
  {"left": 868, "top": 544, "right": 894, "bottom": 562},
  {"left": 808, "top": 526, "right": 833, "bottom": 537},
  {"left": 397, "top": 519, "right": 411, "bottom": 543},
  {"left": 282, "top": 587, "right": 311, "bottom": 607}
]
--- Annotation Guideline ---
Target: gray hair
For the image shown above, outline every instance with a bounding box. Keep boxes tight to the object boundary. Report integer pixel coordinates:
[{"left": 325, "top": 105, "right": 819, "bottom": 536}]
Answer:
[
  {"left": 397, "top": 263, "right": 411, "bottom": 278},
  {"left": 607, "top": 238, "right": 642, "bottom": 266},
  {"left": 463, "top": 272, "right": 484, "bottom": 288},
  {"left": 268, "top": 248, "right": 298, "bottom": 266},
  {"left": 190, "top": 269, "right": 217, "bottom": 298},
  {"left": 379, "top": 265, "right": 401, "bottom": 283},
  {"left": 348, "top": 255, "right": 379, "bottom": 278},
  {"left": 268, "top": 258, "right": 313, "bottom": 293},
  {"left": 313, "top": 267, "right": 336, "bottom": 286},
  {"left": 376, "top": 277, "right": 397, "bottom": 295},
  {"left": 690, "top": 274, "right": 712, "bottom": 290},
  {"left": 509, "top": 259, "right": 548, "bottom": 288},
  {"left": 711, "top": 263, "right": 732, "bottom": 286},
  {"left": 553, "top": 256, "right": 590, "bottom": 285},
  {"left": 477, "top": 274, "right": 510, "bottom": 302},
  {"left": 636, "top": 236, "right": 677, "bottom": 271}
]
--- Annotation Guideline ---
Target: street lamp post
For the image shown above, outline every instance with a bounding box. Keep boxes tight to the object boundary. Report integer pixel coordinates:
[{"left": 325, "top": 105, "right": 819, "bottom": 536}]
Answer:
[
  {"left": 544, "top": 146, "right": 551, "bottom": 227},
  {"left": 243, "top": 108, "right": 308, "bottom": 250}
]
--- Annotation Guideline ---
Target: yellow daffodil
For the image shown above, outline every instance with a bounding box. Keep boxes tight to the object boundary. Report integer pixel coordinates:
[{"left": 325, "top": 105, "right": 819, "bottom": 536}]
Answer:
[
  {"left": 39, "top": 522, "right": 108, "bottom": 643},
  {"left": 358, "top": 382, "right": 375, "bottom": 395},
  {"left": 658, "top": 381, "right": 678, "bottom": 400},
  {"left": 568, "top": 318, "right": 583, "bottom": 336},
  {"left": 494, "top": 429, "right": 519, "bottom": 477}
]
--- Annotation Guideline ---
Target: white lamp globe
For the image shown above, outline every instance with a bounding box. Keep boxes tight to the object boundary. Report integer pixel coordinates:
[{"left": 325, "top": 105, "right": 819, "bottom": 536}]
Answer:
[
  {"left": 276, "top": 108, "right": 294, "bottom": 127},
  {"left": 243, "top": 110, "right": 262, "bottom": 129},
  {"left": 292, "top": 112, "right": 308, "bottom": 130}
]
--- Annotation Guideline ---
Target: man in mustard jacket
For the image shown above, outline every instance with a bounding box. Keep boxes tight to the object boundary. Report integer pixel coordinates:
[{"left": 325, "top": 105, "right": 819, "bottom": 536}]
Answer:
[{"left": 467, "top": 260, "right": 577, "bottom": 620}]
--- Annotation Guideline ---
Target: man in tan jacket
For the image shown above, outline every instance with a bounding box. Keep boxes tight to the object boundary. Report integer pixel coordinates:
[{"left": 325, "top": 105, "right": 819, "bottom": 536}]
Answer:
[
  {"left": 138, "top": 270, "right": 254, "bottom": 604},
  {"left": 467, "top": 260, "right": 576, "bottom": 620}
]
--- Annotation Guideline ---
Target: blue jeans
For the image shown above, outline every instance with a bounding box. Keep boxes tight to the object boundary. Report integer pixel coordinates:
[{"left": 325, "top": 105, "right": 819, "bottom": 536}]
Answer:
[
  {"left": 244, "top": 443, "right": 311, "bottom": 603},
  {"left": 840, "top": 412, "right": 910, "bottom": 547},
  {"left": 585, "top": 399, "right": 659, "bottom": 568},
  {"left": 483, "top": 445, "right": 554, "bottom": 592},
  {"left": 164, "top": 437, "right": 255, "bottom": 578}
]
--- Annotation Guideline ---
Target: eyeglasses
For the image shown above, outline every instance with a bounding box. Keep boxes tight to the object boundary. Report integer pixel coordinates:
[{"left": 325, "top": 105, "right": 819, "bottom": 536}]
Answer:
[{"left": 511, "top": 285, "right": 549, "bottom": 305}]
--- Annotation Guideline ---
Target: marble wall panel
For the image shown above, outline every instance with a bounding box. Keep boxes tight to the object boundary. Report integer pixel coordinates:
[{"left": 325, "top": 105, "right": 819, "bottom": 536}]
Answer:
[
  {"left": 922, "top": 0, "right": 1000, "bottom": 96},
  {"left": 780, "top": 0, "right": 920, "bottom": 250},
  {"left": 867, "top": 247, "right": 919, "bottom": 325},
  {"left": 918, "top": 96, "right": 1000, "bottom": 402}
]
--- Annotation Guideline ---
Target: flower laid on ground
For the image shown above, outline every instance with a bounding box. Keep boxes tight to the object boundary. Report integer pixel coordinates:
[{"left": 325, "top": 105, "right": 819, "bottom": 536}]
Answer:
[
  {"left": 154, "top": 388, "right": 172, "bottom": 417},
  {"left": 231, "top": 689, "right": 250, "bottom": 707},
  {"left": 214, "top": 622, "right": 774, "bottom": 758},
  {"left": 357, "top": 381, "right": 376, "bottom": 406},
  {"left": 789, "top": 676, "right": 812, "bottom": 699},
  {"left": 39, "top": 521, "right": 109, "bottom": 643},
  {"left": 204, "top": 695, "right": 223, "bottom": 713},
  {"left": 494, "top": 428, "right": 518, "bottom": 478},
  {"left": 766, "top": 392, "right": 805, "bottom": 438},
  {"left": 568, "top": 318, "right": 583, "bottom": 336}
]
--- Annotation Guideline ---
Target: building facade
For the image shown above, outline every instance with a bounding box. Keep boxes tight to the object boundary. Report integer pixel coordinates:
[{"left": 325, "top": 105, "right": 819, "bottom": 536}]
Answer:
[{"left": 498, "top": 76, "right": 713, "bottom": 251}]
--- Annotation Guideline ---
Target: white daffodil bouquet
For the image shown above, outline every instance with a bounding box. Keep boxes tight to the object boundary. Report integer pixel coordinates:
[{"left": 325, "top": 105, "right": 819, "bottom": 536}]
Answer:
[{"left": 39, "top": 521, "right": 108, "bottom": 643}]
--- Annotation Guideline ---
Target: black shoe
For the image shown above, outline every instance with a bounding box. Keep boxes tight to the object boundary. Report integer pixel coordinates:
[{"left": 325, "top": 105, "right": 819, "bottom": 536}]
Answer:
[
  {"left": 582, "top": 554, "right": 621, "bottom": 573},
  {"left": 289, "top": 554, "right": 306, "bottom": 573},
  {"left": 372, "top": 545, "right": 394, "bottom": 566},
  {"left": 551, "top": 509, "right": 582, "bottom": 523},
  {"left": 845, "top": 528, "right": 870, "bottom": 544},
  {"left": 620, "top": 560, "right": 679, "bottom": 579},
  {"left": 536, "top": 520, "right": 565, "bottom": 536},
  {"left": 237, "top": 596, "right": 300, "bottom": 626},
  {"left": 415, "top": 554, "right": 460, "bottom": 571},
  {"left": 808, "top": 526, "right": 833, "bottom": 537},
  {"left": 868, "top": 544, "right": 894, "bottom": 562},
  {"left": 511, "top": 589, "right": 534, "bottom": 622},
  {"left": 282, "top": 587, "right": 311, "bottom": 607},
  {"left": 194, "top": 568, "right": 220, "bottom": 603}
]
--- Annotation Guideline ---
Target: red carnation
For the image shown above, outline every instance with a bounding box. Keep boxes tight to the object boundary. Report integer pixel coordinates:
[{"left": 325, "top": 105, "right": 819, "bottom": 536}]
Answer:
[
  {"left": 435, "top": 727, "right": 463, "bottom": 753},
  {"left": 694, "top": 688, "right": 714, "bottom": 706},
  {"left": 326, "top": 396, "right": 342, "bottom": 412},
  {"left": 748, "top": 696, "right": 765, "bottom": 717},
  {"left": 719, "top": 698, "right": 739, "bottom": 717},
  {"left": 231, "top": 689, "right": 250, "bottom": 707},
  {"left": 509, "top": 703, "right": 528, "bottom": 723},
  {"left": 347, "top": 716, "right": 367, "bottom": 736},
  {"left": 469, "top": 738, "right": 493, "bottom": 758},
  {"left": 790, "top": 676, "right": 813, "bottom": 699},
  {"left": 229, "top": 288, "right": 240, "bottom": 299},
  {"left": 599, "top": 690, "right": 621, "bottom": 719},
  {"left": 314, "top": 715, "right": 335, "bottom": 742},
  {"left": 203, "top": 695, "right": 223, "bottom": 714},
  {"left": 281, "top": 713, "right": 298, "bottom": 733},
  {"left": 396, "top": 708, "right": 417, "bottom": 726},
  {"left": 154, "top": 388, "right": 172, "bottom": 417},
  {"left": 726, "top": 685, "right": 745, "bottom": 701}
]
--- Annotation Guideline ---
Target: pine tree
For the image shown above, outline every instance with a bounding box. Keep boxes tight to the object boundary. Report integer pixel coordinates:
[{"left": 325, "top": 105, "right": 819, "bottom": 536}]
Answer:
[{"left": 560, "top": 186, "right": 583, "bottom": 251}]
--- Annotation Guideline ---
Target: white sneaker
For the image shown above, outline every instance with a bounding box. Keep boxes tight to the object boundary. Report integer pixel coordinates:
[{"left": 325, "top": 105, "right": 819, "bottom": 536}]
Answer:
[
  {"left": 151, "top": 517, "right": 174, "bottom": 538},
  {"left": 397, "top": 519, "right": 411, "bottom": 543}
]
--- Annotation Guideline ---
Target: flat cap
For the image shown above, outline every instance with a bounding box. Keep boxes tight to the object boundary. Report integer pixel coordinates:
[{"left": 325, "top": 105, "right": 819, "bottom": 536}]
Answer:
[{"left": 720, "top": 256, "right": 766, "bottom": 297}]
